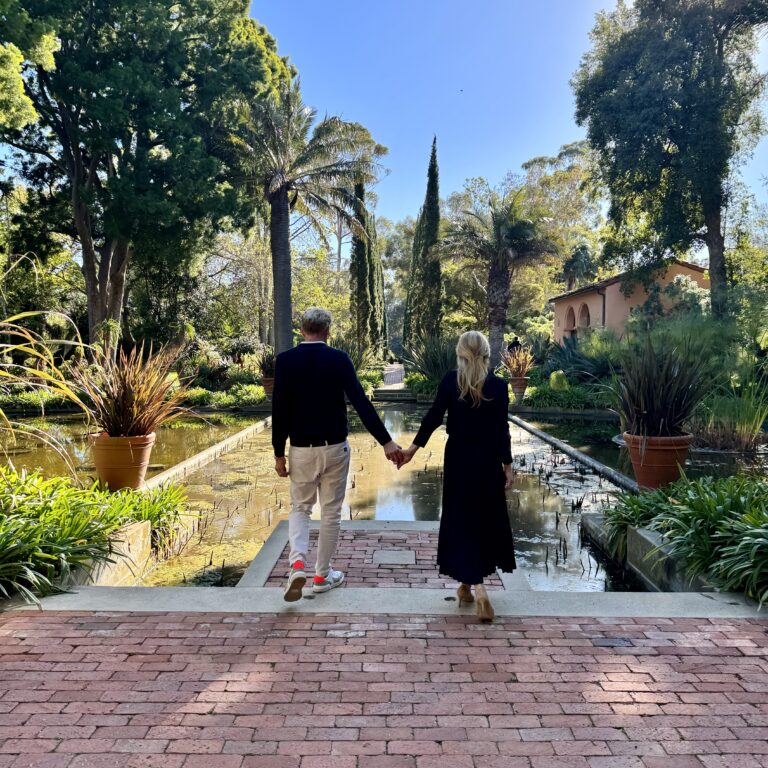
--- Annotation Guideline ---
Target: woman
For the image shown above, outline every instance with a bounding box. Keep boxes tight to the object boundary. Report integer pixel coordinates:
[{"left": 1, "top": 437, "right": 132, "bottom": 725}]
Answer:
[{"left": 399, "top": 331, "right": 516, "bottom": 622}]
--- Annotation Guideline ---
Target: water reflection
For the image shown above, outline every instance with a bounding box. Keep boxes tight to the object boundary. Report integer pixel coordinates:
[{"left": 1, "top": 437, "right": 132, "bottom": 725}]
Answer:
[
  {"left": 529, "top": 417, "right": 768, "bottom": 479},
  {"left": 143, "top": 405, "right": 635, "bottom": 592},
  {"left": 0, "top": 413, "right": 260, "bottom": 482}
]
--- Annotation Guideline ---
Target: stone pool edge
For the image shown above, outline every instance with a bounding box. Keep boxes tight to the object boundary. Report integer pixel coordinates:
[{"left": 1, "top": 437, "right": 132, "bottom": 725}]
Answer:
[
  {"left": 509, "top": 412, "right": 638, "bottom": 493},
  {"left": 88, "top": 417, "right": 273, "bottom": 588},
  {"left": 145, "top": 416, "right": 272, "bottom": 490}
]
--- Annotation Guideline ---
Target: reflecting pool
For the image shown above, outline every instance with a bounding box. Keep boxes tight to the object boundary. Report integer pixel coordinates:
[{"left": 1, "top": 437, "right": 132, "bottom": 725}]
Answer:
[
  {"left": 1, "top": 413, "right": 260, "bottom": 483},
  {"left": 142, "top": 406, "right": 636, "bottom": 592}
]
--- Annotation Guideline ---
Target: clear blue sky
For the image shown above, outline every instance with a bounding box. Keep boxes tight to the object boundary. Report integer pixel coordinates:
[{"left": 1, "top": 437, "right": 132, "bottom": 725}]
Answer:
[{"left": 252, "top": 0, "right": 768, "bottom": 223}]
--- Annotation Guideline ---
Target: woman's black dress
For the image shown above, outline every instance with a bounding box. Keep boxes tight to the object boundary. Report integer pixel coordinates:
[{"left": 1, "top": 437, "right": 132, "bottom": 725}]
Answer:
[{"left": 414, "top": 370, "right": 516, "bottom": 585}]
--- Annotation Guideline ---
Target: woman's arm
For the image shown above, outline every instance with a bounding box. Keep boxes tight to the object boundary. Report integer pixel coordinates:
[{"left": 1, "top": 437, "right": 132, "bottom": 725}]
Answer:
[
  {"left": 399, "top": 372, "right": 453, "bottom": 467},
  {"left": 498, "top": 381, "right": 513, "bottom": 466},
  {"left": 413, "top": 372, "right": 453, "bottom": 448}
]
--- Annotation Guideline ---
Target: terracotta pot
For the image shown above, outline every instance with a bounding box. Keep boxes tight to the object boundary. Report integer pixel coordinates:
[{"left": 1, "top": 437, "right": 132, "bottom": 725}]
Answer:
[
  {"left": 622, "top": 432, "right": 693, "bottom": 489},
  {"left": 509, "top": 377, "right": 530, "bottom": 404},
  {"left": 89, "top": 432, "right": 156, "bottom": 490},
  {"left": 262, "top": 376, "right": 275, "bottom": 397}
]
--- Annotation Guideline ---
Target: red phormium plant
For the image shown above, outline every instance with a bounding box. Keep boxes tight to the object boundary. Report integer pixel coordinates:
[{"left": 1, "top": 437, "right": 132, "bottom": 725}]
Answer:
[{"left": 69, "top": 343, "right": 189, "bottom": 437}]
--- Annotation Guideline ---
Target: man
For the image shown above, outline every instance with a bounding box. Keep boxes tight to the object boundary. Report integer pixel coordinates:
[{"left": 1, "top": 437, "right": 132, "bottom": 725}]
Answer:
[
  {"left": 272, "top": 307, "right": 403, "bottom": 602},
  {"left": 507, "top": 336, "right": 522, "bottom": 353}
]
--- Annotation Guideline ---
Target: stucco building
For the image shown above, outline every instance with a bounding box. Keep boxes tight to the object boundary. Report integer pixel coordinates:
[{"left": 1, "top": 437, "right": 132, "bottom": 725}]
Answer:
[{"left": 549, "top": 260, "right": 709, "bottom": 343}]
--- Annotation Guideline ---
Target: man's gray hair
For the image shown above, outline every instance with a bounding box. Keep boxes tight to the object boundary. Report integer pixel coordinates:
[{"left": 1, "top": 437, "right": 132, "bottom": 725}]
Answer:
[{"left": 301, "top": 307, "right": 332, "bottom": 334}]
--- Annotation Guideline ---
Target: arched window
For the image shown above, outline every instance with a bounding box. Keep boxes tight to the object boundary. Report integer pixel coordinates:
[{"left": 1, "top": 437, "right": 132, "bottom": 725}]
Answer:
[
  {"left": 564, "top": 306, "right": 576, "bottom": 338},
  {"left": 578, "top": 303, "right": 591, "bottom": 329}
]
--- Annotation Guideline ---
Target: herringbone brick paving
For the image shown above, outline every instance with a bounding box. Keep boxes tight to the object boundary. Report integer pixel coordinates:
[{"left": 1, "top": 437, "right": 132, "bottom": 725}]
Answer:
[
  {"left": 264, "top": 531, "right": 505, "bottom": 590},
  {"left": 1, "top": 611, "right": 767, "bottom": 767}
]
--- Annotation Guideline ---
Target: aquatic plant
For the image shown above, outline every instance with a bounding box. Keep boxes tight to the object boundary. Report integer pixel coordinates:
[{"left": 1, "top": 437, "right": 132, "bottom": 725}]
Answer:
[{"left": 691, "top": 363, "right": 768, "bottom": 452}]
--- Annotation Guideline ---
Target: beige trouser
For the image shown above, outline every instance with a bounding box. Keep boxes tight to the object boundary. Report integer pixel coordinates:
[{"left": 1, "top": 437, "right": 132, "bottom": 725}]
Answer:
[{"left": 288, "top": 441, "right": 351, "bottom": 577}]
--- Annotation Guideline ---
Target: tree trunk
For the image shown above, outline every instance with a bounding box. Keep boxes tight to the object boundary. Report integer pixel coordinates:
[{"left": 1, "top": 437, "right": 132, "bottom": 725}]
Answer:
[
  {"left": 270, "top": 188, "right": 293, "bottom": 353},
  {"left": 487, "top": 254, "right": 511, "bottom": 368},
  {"left": 704, "top": 205, "right": 728, "bottom": 319}
]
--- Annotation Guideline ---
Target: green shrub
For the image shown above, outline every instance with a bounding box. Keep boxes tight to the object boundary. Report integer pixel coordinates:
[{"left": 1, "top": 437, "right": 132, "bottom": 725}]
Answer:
[
  {"left": 223, "top": 365, "right": 260, "bottom": 388},
  {"left": 0, "top": 469, "right": 189, "bottom": 603},
  {"left": 523, "top": 382, "right": 610, "bottom": 410},
  {"left": 405, "top": 372, "right": 438, "bottom": 398},
  {"left": 549, "top": 370, "right": 570, "bottom": 392},
  {"left": 330, "top": 335, "right": 375, "bottom": 371},
  {"left": 0, "top": 388, "right": 73, "bottom": 411},
  {"left": 544, "top": 331, "right": 621, "bottom": 382},
  {"left": 605, "top": 475, "right": 768, "bottom": 603},
  {"left": 227, "top": 383, "right": 267, "bottom": 407},
  {"left": 119, "top": 485, "right": 189, "bottom": 553},
  {"left": 182, "top": 387, "right": 215, "bottom": 407},
  {"left": 358, "top": 369, "right": 384, "bottom": 396}
]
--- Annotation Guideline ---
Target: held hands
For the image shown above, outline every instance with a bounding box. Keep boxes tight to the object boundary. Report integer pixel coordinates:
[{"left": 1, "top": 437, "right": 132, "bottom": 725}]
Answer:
[
  {"left": 383, "top": 440, "right": 404, "bottom": 467},
  {"left": 395, "top": 444, "right": 419, "bottom": 470}
]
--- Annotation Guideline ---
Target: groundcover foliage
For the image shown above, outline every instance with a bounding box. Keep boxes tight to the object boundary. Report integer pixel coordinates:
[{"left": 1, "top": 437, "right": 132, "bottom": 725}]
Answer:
[
  {"left": 604, "top": 475, "right": 768, "bottom": 604},
  {"left": 0, "top": 469, "right": 188, "bottom": 603}
]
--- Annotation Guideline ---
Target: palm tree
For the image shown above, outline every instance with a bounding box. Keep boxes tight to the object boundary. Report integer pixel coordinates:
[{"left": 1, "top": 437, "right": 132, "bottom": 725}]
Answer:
[
  {"left": 227, "top": 81, "right": 385, "bottom": 352},
  {"left": 441, "top": 189, "right": 556, "bottom": 367}
]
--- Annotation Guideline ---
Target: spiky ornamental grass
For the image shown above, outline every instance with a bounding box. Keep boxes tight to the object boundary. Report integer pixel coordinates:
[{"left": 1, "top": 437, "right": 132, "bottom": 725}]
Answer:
[
  {"left": 69, "top": 343, "right": 189, "bottom": 437},
  {"left": 500, "top": 346, "right": 535, "bottom": 379},
  {"left": 610, "top": 336, "right": 710, "bottom": 437},
  {"left": 402, "top": 335, "right": 458, "bottom": 386}
]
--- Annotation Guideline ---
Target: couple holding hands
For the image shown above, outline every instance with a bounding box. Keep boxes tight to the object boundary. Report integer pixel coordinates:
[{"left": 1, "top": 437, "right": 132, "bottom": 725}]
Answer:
[{"left": 272, "top": 308, "right": 517, "bottom": 622}]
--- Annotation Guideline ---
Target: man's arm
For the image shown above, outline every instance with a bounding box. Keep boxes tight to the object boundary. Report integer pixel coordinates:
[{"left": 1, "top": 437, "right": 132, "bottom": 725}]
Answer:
[
  {"left": 340, "top": 354, "right": 393, "bottom": 447},
  {"left": 271, "top": 353, "right": 289, "bottom": 459}
]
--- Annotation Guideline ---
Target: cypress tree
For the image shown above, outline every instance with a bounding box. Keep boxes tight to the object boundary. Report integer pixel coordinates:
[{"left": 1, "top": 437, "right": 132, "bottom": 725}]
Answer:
[
  {"left": 349, "top": 182, "right": 372, "bottom": 350},
  {"left": 403, "top": 137, "right": 441, "bottom": 350},
  {"left": 369, "top": 228, "right": 387, "bottom": 358}
]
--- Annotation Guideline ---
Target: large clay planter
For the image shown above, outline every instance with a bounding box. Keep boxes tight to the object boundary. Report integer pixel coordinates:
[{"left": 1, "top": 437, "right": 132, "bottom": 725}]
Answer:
[
  {"left": 262, "top": 376, "right": 275, "bottom": 397},
  {"left": 89, "top": 432, "right": 156, "bottom": 490},
  {"left": 509, "top": 377, "right": 530, "bottom": 404},
  {"left": 623, "top": 432, "right": 693, "bottom": 489}
]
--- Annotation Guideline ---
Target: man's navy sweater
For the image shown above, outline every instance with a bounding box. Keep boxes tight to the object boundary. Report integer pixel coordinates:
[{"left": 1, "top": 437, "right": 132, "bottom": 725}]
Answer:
[{"left": 271, "top": 342, "right": 392, "bottom": 458}]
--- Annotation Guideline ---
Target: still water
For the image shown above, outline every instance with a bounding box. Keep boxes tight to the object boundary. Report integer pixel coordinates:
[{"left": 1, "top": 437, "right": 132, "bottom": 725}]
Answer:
[
  {"left": 1, "top": 413, "right": 260, "bottom": 483},
  {"left": 528, "top": 417, "right": 768, "bottom": 479},
  {"left": 143, "top": 406, "right": 634, "bottom": 592}
]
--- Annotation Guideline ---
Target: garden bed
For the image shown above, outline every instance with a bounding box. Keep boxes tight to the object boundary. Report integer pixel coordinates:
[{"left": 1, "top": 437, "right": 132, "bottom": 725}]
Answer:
[{"left": 581, "top": 514, "right": 713, "bottom": 593}]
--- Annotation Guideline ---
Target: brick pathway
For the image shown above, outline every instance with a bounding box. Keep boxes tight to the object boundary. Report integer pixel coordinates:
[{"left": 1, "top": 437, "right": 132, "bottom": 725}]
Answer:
[
  {"left": 264, "top": 530, "right": 504, "bottom": 590},
  {"left": 1, "top": 611, "right": 767, "bottom": 767}
]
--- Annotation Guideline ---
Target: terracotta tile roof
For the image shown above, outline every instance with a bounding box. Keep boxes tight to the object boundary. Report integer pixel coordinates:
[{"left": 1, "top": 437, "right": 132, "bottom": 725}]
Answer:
[{"left": 548, "top": 259, "right": 707, "bottom": 303}]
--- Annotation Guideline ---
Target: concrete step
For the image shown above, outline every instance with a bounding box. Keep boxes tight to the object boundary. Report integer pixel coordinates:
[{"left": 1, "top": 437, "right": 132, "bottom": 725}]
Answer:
[{"left": 373, "top": 388, "right": 417, "bottom": 403}]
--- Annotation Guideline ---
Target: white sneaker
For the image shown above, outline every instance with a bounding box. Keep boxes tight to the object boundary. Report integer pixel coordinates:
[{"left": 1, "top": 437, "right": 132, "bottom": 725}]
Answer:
[
  {"left": 283, "top": 561, "right": 306, "bottom": 602},
  {"left": 312, "top": 569, "right": 345, "bottom": 593}
]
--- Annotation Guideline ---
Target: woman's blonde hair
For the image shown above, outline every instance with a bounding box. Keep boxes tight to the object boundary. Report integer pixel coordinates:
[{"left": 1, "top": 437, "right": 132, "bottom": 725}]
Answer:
[{"left": 456, "top": 331, "right": 491, "bottom": 407}]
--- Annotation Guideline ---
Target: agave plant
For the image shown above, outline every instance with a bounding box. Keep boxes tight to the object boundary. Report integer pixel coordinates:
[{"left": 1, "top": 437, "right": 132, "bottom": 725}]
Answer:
[
  {"left": 68, "top": 343, "right": 189, "bottom": 437},
  {"left": 330, "top": 334, "right": 376, "bottom": 372},
  {"left": 499, "top": 346, "right": 535, "bottom": 379},
  {"left": 609, "top": 337, "right": 710, "bottom": 437},
  {"left": 402, "top": 335, "right": 458, "bottom": 385}
]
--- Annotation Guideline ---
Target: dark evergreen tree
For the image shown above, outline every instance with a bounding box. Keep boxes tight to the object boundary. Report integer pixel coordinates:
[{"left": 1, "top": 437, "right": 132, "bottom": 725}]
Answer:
[
  {"left": 350, "top": 183, "right": 372, "bottom": 350},
  {"left": 403, "top": 138, "right": 441, "bottom": 349},
  {"left": 350, "top": 182, "right": 387, "bottom": 359}
]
